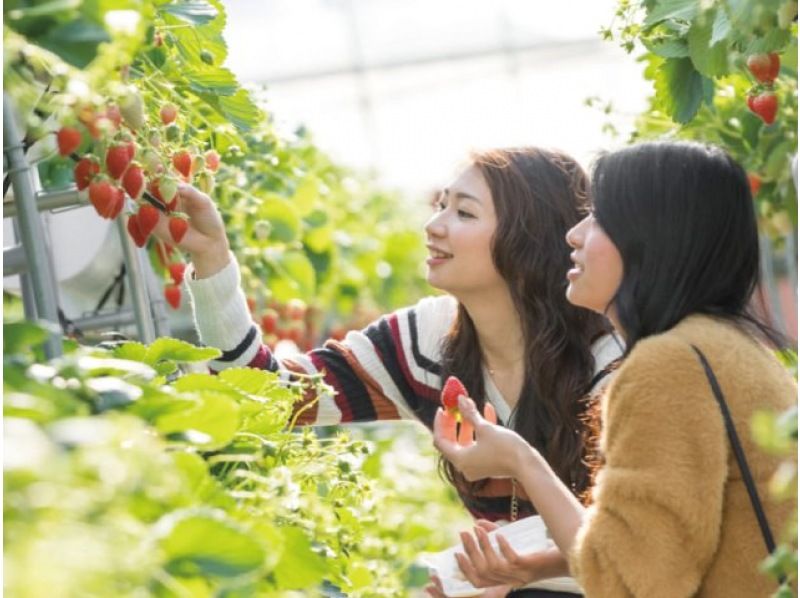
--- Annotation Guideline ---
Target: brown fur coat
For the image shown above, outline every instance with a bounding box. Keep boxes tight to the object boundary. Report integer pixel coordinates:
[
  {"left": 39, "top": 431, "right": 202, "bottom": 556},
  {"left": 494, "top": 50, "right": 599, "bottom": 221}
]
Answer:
[{"left": 568, "top": 315, "right": 796, "bottom": 597}]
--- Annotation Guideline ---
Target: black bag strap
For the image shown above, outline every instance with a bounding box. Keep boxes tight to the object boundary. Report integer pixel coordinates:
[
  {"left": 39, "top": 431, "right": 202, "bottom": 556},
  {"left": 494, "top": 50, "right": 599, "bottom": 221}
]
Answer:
[{"left": 690, "top": 345, "right": 778, "bottom": 557}]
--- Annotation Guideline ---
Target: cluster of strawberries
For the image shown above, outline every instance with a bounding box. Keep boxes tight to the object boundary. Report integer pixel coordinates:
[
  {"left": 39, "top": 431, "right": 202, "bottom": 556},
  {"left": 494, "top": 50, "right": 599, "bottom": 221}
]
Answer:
[
  {"left": 54, "top": 94, "right": 221, "bottom": 310},
  {"left": 745, "top": 52, "right": 782, "bottom": 125}
]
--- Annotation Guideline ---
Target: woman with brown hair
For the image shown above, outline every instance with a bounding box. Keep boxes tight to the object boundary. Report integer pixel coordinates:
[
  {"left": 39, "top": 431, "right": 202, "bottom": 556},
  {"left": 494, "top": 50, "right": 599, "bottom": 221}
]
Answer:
[{"left": 155, "top": 147, "right": 622, "bottom": 597}]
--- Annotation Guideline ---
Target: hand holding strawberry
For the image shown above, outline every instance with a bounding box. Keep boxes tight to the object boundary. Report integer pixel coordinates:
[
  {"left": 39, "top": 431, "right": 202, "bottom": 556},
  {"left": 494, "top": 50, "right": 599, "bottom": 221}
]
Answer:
[
  {"left": 441, "top": 376, "right": 468, "bottom": 419},
  {"left": 151, "top": 184, "right": 230, "bottom": 278}
]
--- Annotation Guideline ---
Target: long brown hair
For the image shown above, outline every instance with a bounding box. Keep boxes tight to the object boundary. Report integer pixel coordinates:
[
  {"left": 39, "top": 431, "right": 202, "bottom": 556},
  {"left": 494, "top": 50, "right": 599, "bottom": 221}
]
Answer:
[{"left": 439, "top": 147, "right": 609, "bottom": 499}]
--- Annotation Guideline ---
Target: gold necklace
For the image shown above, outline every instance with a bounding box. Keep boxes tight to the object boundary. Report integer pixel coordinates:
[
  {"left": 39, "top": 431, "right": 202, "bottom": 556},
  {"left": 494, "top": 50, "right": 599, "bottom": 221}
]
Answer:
[{"left": 510, "top": 478, "right": 519, "bottom": 521}]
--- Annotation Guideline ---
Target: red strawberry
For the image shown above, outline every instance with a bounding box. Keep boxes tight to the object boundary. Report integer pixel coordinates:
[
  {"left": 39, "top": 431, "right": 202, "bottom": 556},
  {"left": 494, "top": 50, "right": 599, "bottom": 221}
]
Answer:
[
  {"left": 172, "top": 151, "right": 193, "bottom": 180},
  {"left": 122, "top": 164, "right": 145, "bottom": 199},
  {"left": 74, "top": 157, "right": 100, "bottom": 190},
  {"left": 88, "top": 180, "right": 117, "bottom": 219},
  {"left": 106, "top": 144, "right": 133, "bottom": 179},
  {"left": 205, "top": 150, "right": 220, "bottom": 171},
  {"left": 127, "top": 213, "right": 147, "bottom": 247},
  {"left": 164, "top": 284, "right": 181, "bottom": 309},
  {"left": 261, "top": 308, "right": 279, "bottom": 334},
  {"left": 168, "top": 216, "right": 188, "bottom": 243},
  {"left": 110, "top": 186, "right": 126, "bottom": 219},
  {"left": 748, "top": 173, "right": 762, "bottom": 196},
  {"left": 747, "top": 92, "right": 778, "bottom": 125},
  {"left": 125, "top": 140, "right": 136, "bottom": 161},
  {"left": 160, "top": 104, "right": 178, "bottom": 125},
  {"left": 57, "top": 127, "right": 82, "bottom": 156},
  {"left": 168, "top": 263, "right": 186, "bottom": 285},
  {"left": 137, "top": 204, "right": 160, "bottom": 239},
  {"left": 441, "top": 376, "right": 467, "bottom": 412},
  {"left": 746, "top": 53, "right": 780, "bottom": 84}
]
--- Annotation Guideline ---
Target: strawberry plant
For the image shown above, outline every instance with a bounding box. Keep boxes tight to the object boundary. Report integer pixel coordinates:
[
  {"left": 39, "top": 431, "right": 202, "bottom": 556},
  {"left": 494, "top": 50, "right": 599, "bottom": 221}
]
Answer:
[{"left": 600, "top": 0, "right": 798, "bottom": 230}]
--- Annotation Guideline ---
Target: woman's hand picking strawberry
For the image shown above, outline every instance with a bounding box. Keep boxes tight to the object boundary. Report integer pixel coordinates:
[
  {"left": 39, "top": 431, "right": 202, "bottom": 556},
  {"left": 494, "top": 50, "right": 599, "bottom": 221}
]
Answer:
[{"left": 152, "top": 184, "right": 231, "bottom": 278}]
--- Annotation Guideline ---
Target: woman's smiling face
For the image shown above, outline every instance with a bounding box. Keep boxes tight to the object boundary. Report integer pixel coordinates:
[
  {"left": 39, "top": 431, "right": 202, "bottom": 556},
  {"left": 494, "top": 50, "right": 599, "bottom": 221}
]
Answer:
[
  {"left": 424, "top": 165, "right": 505, "bottom": 297},
  {"left": 565, "top": 212, "right": 624, "bottom": 320}
]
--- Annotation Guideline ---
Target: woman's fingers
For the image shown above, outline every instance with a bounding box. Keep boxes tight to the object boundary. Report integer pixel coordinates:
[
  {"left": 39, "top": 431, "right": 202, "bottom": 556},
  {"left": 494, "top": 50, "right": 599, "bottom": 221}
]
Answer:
[
  {"left": 433, "top": 408, "right": 459, "bottom": 452},
  {"left": 483, "top": 402, "right": 497, "bottom": 425},
  {"left": 457, "top": 418, "right": 474, "bottom": 446},
  {"left": 457, "top": 395, "right": 483, "bottom": 427},
  {"left": 474, "top": 519, "right": 499, "bottom": 533}
]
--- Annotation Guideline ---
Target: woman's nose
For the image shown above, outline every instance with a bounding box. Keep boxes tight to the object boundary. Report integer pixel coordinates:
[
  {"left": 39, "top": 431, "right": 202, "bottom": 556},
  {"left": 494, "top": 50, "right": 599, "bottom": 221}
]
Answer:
[
  {"left": 566, "top": 215, "right": 587, "bottom": 248},
  {"left": 424, "top": 212, "right": 446, "bottom": 238}
]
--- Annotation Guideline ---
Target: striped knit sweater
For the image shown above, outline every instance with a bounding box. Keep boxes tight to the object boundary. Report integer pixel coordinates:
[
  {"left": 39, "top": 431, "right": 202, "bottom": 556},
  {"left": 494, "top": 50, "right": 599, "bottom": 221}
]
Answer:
[{"left": 187, "top": 257, "right": 623, "bottom": 522}]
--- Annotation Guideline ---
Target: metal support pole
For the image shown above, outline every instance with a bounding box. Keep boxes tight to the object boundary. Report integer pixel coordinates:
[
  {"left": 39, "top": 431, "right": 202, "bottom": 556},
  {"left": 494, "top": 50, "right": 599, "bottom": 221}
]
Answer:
[
  {"left": 72, "top": 308, "right": 137, "bottom": 331},
  {"left": 143, "top": 256, "right": 172, "bottom": 337},
  {"left": 115, "top": 215, "right": 156, "bottom": 343},
  {"left": 11, "top": 218, "right": 37, "bottom": 321},
  {"left": 4, "top": 245, "right": 27, "bottom": 276},
  {"left": 3, "top": 94, "right": 62, "bottom": 357},
  {"left": 2, "top": 187, "right": 85, "bottom": 218}
]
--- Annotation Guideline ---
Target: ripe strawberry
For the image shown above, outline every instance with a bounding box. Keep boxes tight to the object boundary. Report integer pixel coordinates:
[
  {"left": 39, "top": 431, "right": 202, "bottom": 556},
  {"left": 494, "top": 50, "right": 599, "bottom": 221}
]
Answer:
[
  {"left": 172, "top": 150, "right": 193, "bottom": 179},
  {"left": 127, "top": 213, "right": 147, "bottom": 247},
  {"left": 205, "top": 150, "right": 220, "bottom": 171},
  {"left": 168, "top": 263, "right": 186, "bottom": 285},
  {"left": 168, "top": 216, "right": 188, "bottom": 243},
  {"left": 74, "top": 157, "right": 100, "bottom": 190},
  {"left": 160, "top": 104, "right": 178, "bottom": 125},
  {"left": 122, "top": 164, "right": 145, "bottom": 199},
  {"left": 57, "top": 127, "right": 82, "bottom": 156},
  {"left": 748, "top": 173, "right": 762, "bottom": 196},
  {"left": 125, "top": 139, "right": 136, "bottom": 160},
  {"left": 441, "top": 375, "right": 467, "bottom": 412},
  {"left": 746, "top": 53, "right": 780, "bottom": 84},
  {"left": 164, "top": 284, "right": 181, "bottom": 309},
  {"left": 261, "top": 308, "right": 279, "bottom": 334},
  {"left": 137, "top": 204, "right": 160, "bottom": 239},
  {"left": 88, "top": 180, "right": 116, "bottom": 219},
  {"left": 747, "top": 92, "right": 778, "bottom": 125},
  {"left": 106, "top": 144, "right": 133, "bottom": 179},
  {"left": 110, "top": 187, "right": 126, "bottom": 219}
]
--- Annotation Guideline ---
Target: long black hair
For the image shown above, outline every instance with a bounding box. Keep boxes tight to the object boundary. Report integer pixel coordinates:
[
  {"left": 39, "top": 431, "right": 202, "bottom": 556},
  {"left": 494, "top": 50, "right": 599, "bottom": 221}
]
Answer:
[
  {"left": 440, "top": 148, "right": 610, "bottom": 499},
  {"left": 591, "top": 140, "right": 785, "bottom": 352}
]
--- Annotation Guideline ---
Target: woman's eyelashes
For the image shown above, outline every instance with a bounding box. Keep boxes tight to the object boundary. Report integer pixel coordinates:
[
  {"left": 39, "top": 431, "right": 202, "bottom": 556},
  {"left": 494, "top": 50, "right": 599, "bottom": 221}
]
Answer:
[{"left": 432, "top": 198, "right": 476, "bottom": 219}]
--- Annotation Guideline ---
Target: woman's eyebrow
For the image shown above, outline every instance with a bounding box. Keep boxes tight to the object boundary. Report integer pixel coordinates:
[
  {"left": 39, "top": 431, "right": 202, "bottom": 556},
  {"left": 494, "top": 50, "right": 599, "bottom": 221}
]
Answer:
[{"left": 442, "top": 188, "right": 483, "bottom": 203}]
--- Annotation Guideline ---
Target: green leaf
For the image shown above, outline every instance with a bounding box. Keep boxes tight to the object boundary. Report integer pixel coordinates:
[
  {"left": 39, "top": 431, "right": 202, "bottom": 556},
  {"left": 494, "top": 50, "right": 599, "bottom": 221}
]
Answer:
[
  {"left": 258, "top": 197, "right": 301, "bottom": 243},
  {"left": 144, "top": 338, "right": 221, "bottom": 365},
  {"left": 199, "top": 89, "right": 261, "bottom": 132},
  {"left": 6, "top": 0, "right": 79, "bottom": 19},
  {"left": 272, "top": 527, "right": 329, "bottom": 589},
  {"left": 85, "top": 377, "right": 143, "bottom": 411},
  {"left": 75, "top": 355, "right": 157, "bottom": 380},
  {"left": 291, "top": 176, "right": 320, "bottom": 216},
  {"left": 4, "top": 321, "right": 51, "bottom": 355},
  {"left": 709, "top": 8, "right": 731, "bottom": 45},
  {"left": 185, "top": 67, "right": 238, "bottom": 96},
  {"left": 113, "top": 341, "right": 148, "bottom": 363},
  {"left": 269, "top": 251, "right": 317, "bottom": 302},
  {"left": 643, "top": 0, "right": 699, "bottom": 28},
  {"left": 687, "top": 13, "right": 729, "bottom": 78},
  {"left": 159, "top": 1, "right": 218, "bottom": 26},
  {"left": 218, "top": 368, "right": 280, "bottom": 395},
  {"left": 745, "top": 29, "right": 792, "bottom": 55},
  {"left": 38, "top": 18, "right": 111, "bottom": 68},
  {"left": 655, "top": 57, "right": 713, "bottom": 124},
  {"left": 157, "top": 509, "right": 266, "bottom": 578},
  {"left": 155, "top": 392, "right": 240, "bottom": 448},
  {"left": 172, "top": 372, "right": 242, "bottom": 395},
  {"left": 645, "top": 37, "right": 690, "bottom": 58}
]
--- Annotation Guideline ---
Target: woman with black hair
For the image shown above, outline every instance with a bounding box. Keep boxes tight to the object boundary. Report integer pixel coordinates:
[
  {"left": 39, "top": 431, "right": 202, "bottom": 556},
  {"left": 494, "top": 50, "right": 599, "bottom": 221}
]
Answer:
[
  {"left": 154, "top": 147, "right": 621, "bottom": 596},
  {"left": 434, "top": 141, "right": 796, "bottom": 597}
]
